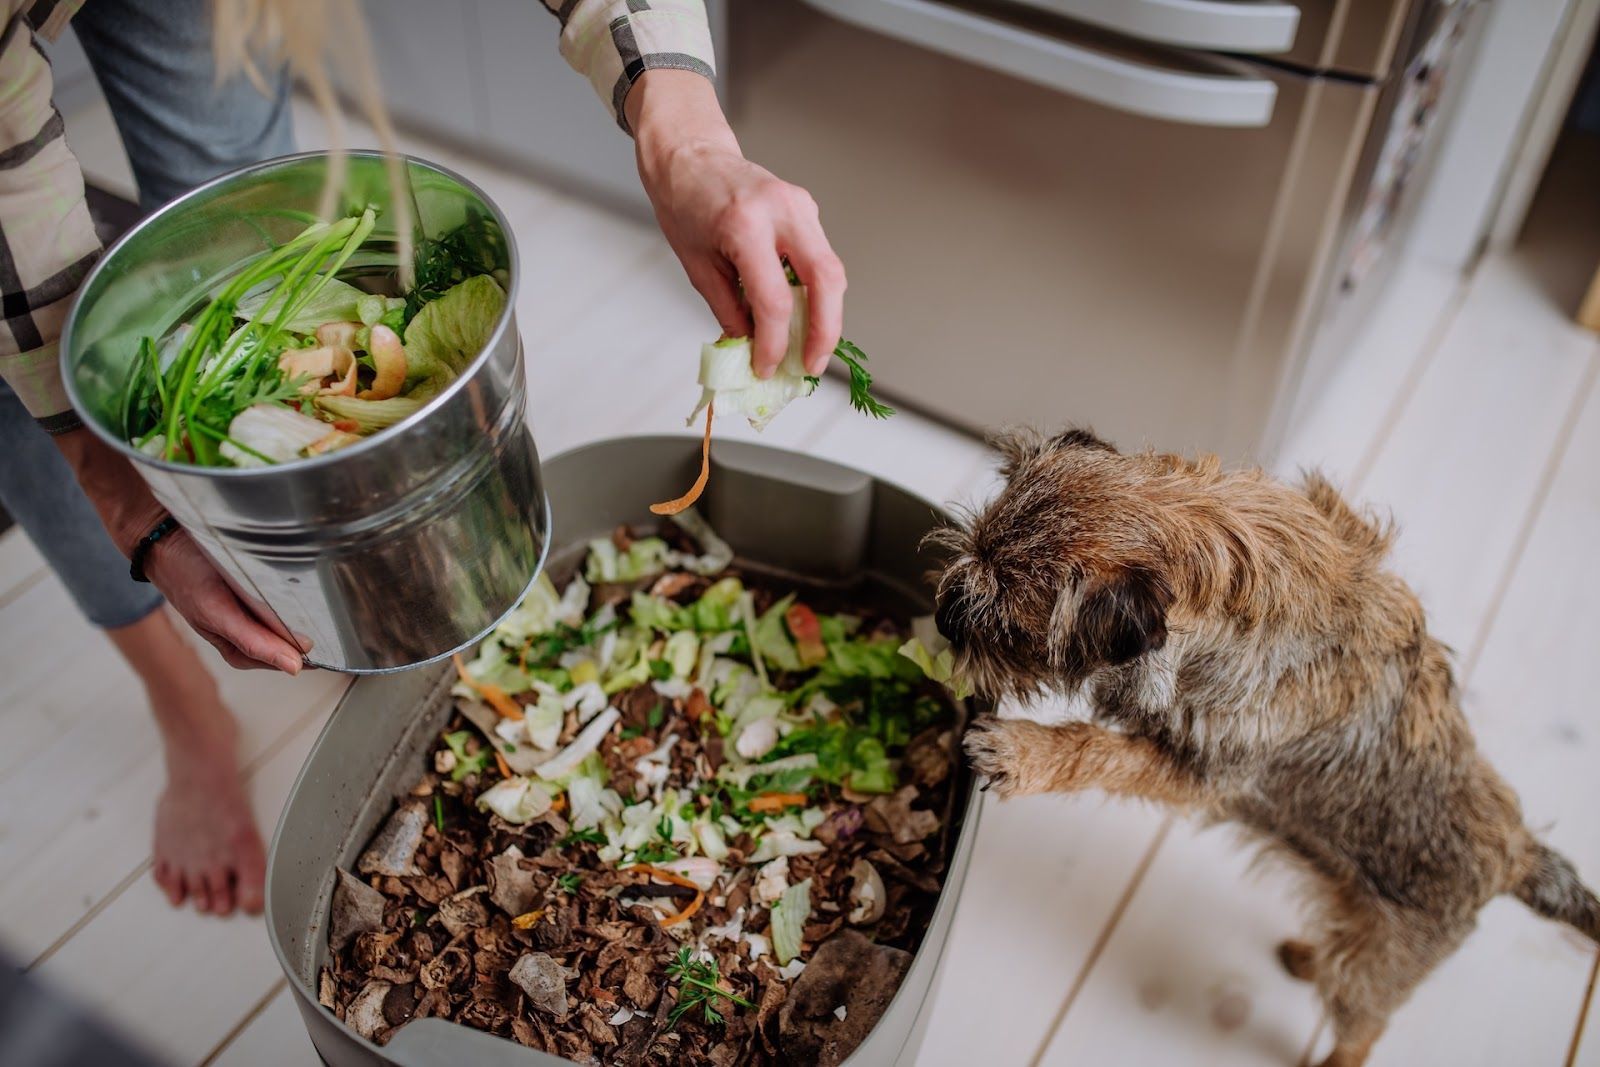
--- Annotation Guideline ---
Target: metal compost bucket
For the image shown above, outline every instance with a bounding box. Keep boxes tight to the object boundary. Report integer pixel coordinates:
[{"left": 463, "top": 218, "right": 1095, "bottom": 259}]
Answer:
[
  {"left": 61, "top": 151, "right": 548, "bottom": 673},
  {"left": 265, "top": 436, "right": 985, "bottom": 1067}
]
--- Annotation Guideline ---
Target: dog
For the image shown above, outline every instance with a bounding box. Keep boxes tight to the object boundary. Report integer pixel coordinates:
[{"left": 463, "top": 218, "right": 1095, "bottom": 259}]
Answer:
[{"left": 933, "top": 427, "right": 1599, "bottom": 1067}]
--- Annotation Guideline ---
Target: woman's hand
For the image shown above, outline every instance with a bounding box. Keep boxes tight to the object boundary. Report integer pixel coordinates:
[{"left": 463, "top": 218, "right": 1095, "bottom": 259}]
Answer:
[
  {"left": 52, "top": 429, "right": 306, "bottom": 673},
  {"left": 140, "top": 528, "right": 308, "bottom": 674},
  {"left": 627, "top": 69, "right": 845, "bottom": 378}
]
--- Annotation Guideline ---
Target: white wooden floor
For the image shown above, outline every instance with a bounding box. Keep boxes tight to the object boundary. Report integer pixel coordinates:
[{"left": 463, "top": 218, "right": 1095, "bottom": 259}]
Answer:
[{"left": 4, "top": 100, "right": 1597, "bottom": 1066}]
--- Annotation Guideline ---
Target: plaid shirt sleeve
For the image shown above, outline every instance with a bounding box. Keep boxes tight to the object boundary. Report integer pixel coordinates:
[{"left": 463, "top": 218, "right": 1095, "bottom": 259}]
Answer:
[
  {"left": 541, "top": 0, "right": 717, "bottom": 134},
  {"left": 0, "top": 1, "right": 98, "bottom": 434}
]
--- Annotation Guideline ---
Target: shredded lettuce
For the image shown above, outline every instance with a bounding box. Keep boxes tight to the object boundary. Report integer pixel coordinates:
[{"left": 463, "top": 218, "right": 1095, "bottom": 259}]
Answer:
[{"left": 769, "top": 878, "right": 812, "bottom": 965}]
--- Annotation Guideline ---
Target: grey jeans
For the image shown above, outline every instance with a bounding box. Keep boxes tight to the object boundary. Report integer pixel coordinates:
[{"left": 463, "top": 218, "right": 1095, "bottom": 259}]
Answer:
[{"left": 0, "top": 0, "right": 294, "bottom": 629}]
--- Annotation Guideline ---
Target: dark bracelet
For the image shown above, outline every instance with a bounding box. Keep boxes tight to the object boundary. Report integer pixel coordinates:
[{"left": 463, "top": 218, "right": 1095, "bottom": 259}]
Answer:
[{"left": 129, "top": 515, "right": 181, "bottom": 584}]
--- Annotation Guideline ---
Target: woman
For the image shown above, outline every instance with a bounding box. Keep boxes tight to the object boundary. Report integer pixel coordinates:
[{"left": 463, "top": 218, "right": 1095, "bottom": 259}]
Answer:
[{"left": 0, "top": 0, "right": 844, "bottom": 918}]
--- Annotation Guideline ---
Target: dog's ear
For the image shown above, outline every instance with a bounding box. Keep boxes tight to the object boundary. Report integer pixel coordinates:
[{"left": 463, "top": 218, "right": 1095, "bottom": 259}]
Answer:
[
  {"left": 991, "top": 428, "right": 1050, "bottom": 479},
  {"left": 1067, "top": 565, "right": 1172, "bottom": 668},
  {"left": 1051, "top": 427, "right": 1117, "bottom": 453}
]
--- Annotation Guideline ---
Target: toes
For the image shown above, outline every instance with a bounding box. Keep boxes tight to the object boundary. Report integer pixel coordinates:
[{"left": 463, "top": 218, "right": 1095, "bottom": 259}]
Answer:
[
  {"left": 154, "top": 862, "right": 187, "bottom": 907},
  {"left": 1278, "top": 939, "right": 1317, "bottom": 982},
  {"left": 204, "top": 867, "right": 236, "bottom": 917},
  {"left": 190, "top": 874, "right": 214, "bottom": 914}
]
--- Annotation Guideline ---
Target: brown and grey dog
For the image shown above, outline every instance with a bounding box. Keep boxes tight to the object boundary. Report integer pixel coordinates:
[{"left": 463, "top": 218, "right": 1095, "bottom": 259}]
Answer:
[{"left": 933, "top": 427, "right": 1599, "bottom": 1067}]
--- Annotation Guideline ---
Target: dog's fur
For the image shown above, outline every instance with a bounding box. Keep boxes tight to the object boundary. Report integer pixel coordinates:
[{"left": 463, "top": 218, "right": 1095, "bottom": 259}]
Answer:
[{"left": 934, "top": 427, "right": 1599, "bottom": 1067}]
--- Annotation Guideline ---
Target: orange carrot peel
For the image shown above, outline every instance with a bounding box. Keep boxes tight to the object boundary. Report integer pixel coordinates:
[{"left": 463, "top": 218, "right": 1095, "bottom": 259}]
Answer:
[
  {"left": 493, "top": 749, "right": 512, "bottom": 779},
  {"left": 747, "top": 792, "right": 810, "bottom": 813},
  {"left": 650, "top": 398, "right": 714, "bottom": 516},
  {"left": 452, "top": 653, "right": 524, "bottom": 721},
  {"left": 626, "top": 863, "right": 706, "bottom": 928}
]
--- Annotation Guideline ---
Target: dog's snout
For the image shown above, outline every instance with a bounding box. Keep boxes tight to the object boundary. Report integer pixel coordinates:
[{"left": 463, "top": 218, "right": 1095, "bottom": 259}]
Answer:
[{"left": 935, "top": 585, "right": 971, "bottom": 648}]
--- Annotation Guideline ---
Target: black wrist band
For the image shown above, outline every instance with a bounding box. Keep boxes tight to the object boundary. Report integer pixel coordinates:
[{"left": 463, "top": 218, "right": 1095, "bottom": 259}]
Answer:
[{"left": 129, "top": 515, "right": 180, "bottom": 583}]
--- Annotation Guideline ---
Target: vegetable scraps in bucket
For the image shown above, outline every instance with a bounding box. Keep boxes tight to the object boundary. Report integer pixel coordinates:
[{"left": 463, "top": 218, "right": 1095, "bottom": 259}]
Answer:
[
  {"left": 116, "top": 207, "right": 508, "bottom": 467},
  {"left": 649, "top": 276, "right": 893, "bottom": 514}
]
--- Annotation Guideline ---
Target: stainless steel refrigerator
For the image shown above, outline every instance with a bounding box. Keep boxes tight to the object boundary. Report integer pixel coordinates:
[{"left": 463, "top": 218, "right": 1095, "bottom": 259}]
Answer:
[{"left": 724, "top": 0, "right": 1482, "bottom": 461}]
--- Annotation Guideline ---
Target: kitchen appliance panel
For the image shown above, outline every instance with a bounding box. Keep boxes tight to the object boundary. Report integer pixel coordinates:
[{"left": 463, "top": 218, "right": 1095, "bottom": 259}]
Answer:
[{"left": 731, "top": 0, "right": 1376, "bottom": 460}]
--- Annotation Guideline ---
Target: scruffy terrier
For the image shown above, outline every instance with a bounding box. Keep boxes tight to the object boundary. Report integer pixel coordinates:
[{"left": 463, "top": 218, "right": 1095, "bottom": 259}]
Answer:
[{"left": 933, "top": 428, "right": 1599, "bottom": 1067}]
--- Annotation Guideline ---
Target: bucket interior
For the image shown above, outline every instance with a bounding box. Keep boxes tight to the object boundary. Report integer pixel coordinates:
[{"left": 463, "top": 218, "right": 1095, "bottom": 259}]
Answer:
[
  {"left": 64, "top": 152, "right": 510, "bottom": 442},
  {"left": 266, "top": 435, "right": 985, "bottom": 1066}
]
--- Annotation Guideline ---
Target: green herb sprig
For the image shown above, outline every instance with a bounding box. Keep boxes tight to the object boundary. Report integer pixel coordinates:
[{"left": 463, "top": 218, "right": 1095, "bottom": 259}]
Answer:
[
  {"left": 666, "top": 947, "right": 754, "bottom": 1028},
  {"left": 833, "top": 340, "right": 894, "bottom": 419}
]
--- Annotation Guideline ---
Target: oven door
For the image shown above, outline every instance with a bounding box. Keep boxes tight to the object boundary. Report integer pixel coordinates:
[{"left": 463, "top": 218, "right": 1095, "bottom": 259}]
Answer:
[{"left": 729, "top": 0, "right": 1378, "bottom": 460}]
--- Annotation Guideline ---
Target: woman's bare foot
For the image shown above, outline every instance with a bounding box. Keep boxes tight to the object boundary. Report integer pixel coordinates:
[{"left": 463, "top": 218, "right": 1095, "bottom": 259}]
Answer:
[{"left": 107, "top": 608, "right": 268, "bottom": 916}]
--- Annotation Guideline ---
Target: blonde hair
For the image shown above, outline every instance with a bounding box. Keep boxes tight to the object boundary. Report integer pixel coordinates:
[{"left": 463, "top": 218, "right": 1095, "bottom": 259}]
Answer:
[{"left": 210, "top": 0, "right": 415, "bottom": 287}]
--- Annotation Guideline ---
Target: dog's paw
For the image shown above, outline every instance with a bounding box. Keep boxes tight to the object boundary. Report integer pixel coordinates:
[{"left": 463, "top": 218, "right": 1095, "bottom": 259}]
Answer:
[{"left": 964, "top": 718, "right": 1027, "bottom": 798}]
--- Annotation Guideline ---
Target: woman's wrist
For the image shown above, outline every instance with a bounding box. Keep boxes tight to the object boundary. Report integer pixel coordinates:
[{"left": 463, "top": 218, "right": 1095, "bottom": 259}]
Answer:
[{"left": 628, "top": 69, "right": 740, "bottom": 182}]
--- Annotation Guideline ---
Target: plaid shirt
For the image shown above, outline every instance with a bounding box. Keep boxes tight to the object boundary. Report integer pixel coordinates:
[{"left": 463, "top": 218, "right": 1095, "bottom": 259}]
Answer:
[{"left": 0, "top": 0, "right": 715, "bottom": 431}]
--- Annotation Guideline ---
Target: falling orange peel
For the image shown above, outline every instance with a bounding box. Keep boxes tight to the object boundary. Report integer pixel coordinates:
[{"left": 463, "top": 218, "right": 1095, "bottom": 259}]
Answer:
[{"left": 650, "top": 398, "right": 714, "bottom": 516}]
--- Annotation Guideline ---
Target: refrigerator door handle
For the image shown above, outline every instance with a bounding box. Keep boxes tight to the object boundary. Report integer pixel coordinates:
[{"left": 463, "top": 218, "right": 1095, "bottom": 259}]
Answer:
[
  {"left": 799, "top": 0, "right": 1278, "bottom": 127},
  {"left": 1034, "top": 0, "right": 1300, "bottom": 54}
]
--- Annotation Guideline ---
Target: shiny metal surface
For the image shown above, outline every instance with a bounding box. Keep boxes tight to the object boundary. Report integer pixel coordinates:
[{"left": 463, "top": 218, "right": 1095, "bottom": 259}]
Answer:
[{"left": 61, "top": 152, "right": 548, "bottom": 673}]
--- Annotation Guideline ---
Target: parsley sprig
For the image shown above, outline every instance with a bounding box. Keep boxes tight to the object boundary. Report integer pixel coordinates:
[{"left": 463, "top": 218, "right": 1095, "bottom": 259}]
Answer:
[
  {"left": 666, "top": 947, "right": 755, "bottom": 1027},
  {"left": 832, "top": 339, "right": 895, "bottom": 419}
]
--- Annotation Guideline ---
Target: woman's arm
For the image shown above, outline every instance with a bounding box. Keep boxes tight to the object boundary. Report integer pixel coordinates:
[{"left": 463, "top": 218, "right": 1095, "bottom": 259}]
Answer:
[{"left": 544, "top": 1, "right": 846, "bottom": 377}]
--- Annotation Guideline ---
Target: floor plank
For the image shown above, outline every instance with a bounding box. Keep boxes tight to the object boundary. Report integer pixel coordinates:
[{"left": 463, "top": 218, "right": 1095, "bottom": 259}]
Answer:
[
  {"left": 206, "top": 981, "right": 318, "bottom": 1067},
  {"left": 31, "top": 699, "right": 336, "bottom": 1066},
  {"left": 1354, "top": 256, "right": 1600, "bottom": 653},
  {"left": 0, "top": 529, "right": 46, "bottom": 607},
  {"left": 1349, "top": 364, "right": 1600, "bottom": 1067},
  {"left": 1274, "top": 258, "right": 1463, "bottom": 487}
]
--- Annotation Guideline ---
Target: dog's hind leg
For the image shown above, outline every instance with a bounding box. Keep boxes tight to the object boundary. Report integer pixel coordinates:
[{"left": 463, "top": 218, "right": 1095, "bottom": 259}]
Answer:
[
  {"left": 1309, "top": 902, "right": 1469, "bottom": 1067},
  {"left": 963, "top": 718, "right": 1202, "bottom": 805}
]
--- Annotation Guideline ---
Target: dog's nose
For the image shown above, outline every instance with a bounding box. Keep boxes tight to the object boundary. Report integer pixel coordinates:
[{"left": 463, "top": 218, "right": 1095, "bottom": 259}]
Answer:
[{"left": 935, "top": 586, "right": 971, "bottom": 648}]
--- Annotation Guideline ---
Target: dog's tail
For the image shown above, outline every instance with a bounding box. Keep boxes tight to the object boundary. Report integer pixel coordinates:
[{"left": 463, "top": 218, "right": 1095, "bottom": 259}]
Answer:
[{"left": 1512, "top": 842, "right": 1600, "bottom": 941}]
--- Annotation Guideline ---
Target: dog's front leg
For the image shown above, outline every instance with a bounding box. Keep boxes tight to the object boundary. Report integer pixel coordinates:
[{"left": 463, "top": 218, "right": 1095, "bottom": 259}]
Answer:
[{"left": 964, "top": 718, "right": 1202, "bottom": 805}]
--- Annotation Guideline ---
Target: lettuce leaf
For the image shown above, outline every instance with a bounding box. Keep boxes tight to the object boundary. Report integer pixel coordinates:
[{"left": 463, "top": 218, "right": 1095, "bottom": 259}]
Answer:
[
  {"left": 236, "top": 277, "right": 370, "bottom": 335},
  {"left": 404, "top": 274, "right": 506, "bottom": 383},
  {"left": 899, "top": 619, "right": 974, "bottom": 699}
]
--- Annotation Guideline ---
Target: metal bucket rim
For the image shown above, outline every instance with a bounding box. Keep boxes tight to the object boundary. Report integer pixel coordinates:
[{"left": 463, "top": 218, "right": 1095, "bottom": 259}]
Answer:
[{"left": 59, "top": 149, "right": 520, "bottom": 479}]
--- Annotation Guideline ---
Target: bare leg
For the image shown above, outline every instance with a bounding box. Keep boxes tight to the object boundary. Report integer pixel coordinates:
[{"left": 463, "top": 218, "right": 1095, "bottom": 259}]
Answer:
[
  {"left": 963, "top": 718, "right": 1202, "bottom": 805},
  {"left": 106, "top": 609, "right": 265, "bottom": 916}
]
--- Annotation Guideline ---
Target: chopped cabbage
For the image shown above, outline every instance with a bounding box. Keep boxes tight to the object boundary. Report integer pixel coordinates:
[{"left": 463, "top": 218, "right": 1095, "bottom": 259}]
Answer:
[
  {"left": 221, "top": 404, "right": 331, "bottom": 467},
  {"left": 477, "top": 776, "right": 553, "bottom": 824},
  {"left": 586, "top": 537, "right": 673, "bottom": 583},
  {"left": 535, "top": 707, "right": 619, "bottom": 781},
  {"left": 770, "top": 878, "right": 812, "bottom": 965}
]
